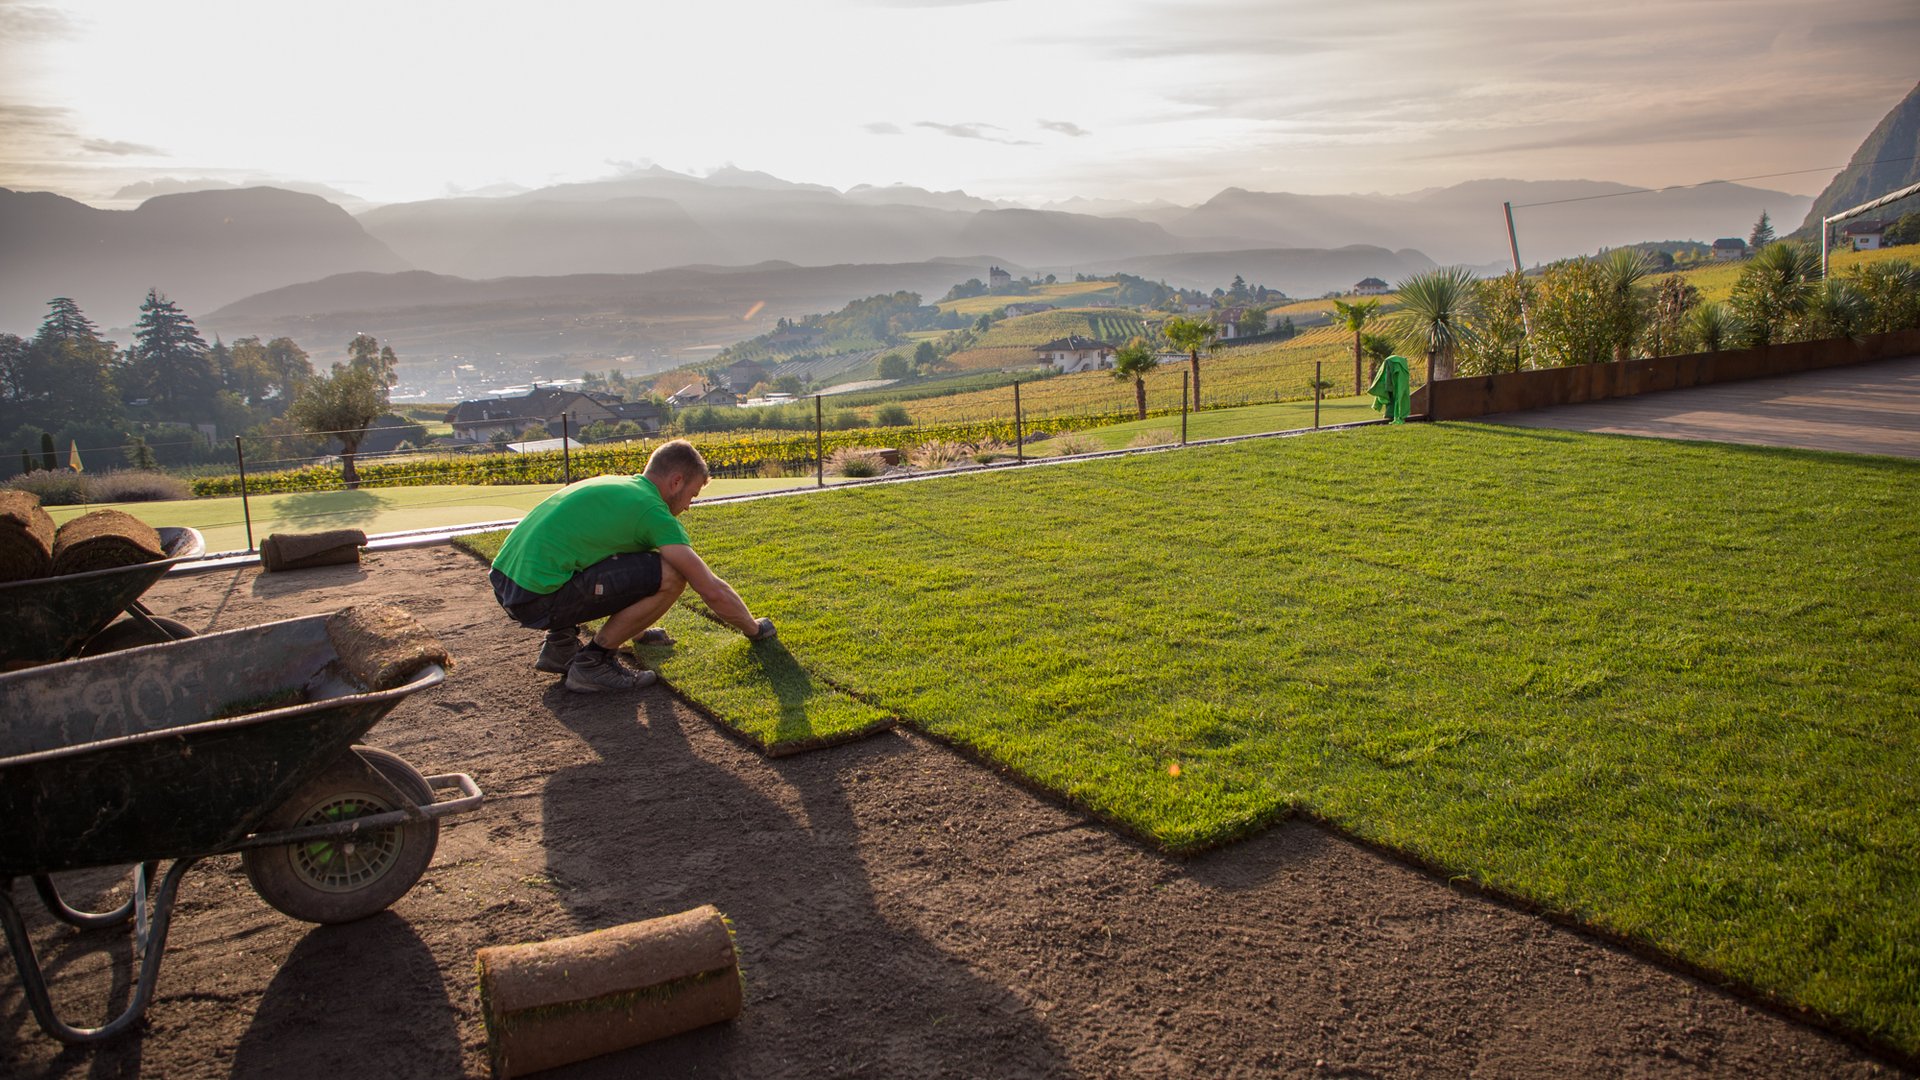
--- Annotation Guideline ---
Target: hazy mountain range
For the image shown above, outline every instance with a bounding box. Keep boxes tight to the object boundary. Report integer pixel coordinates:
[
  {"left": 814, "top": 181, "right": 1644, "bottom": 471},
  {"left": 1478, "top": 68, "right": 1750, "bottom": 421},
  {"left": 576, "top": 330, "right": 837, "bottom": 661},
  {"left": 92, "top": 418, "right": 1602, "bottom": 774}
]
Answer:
[{"left": 3, "top": 166, "right": 1812, "bottom": 341}]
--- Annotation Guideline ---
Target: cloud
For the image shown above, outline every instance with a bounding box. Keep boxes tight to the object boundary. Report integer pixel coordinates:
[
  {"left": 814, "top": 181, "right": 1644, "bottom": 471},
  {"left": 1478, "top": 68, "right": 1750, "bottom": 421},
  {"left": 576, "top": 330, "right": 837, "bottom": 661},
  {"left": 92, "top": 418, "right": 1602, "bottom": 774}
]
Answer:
[
  {"left": 913, "top": 121, "right": 1037, "bottom": 146},
  {"left": 1039, "top": 119, "right": 1090, "bottom": 138},
  {"left": 81, "top": 137, "right": 164, "bottom": 157},
  {"left": 0, "top": 3, "right": 75, "bottom": 42},
  {"left": 864, "top": 121, "right": 903, "bottom": 135}
]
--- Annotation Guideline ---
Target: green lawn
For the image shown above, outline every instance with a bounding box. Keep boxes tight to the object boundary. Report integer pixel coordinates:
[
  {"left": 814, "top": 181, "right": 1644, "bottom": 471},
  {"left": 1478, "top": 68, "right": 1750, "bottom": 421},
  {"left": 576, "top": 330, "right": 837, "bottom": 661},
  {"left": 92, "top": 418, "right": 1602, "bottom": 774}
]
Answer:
[
  {"left": 502, "top": 423, "right": 1917, "bottom": 1051},
  {"left": 47, "top": 478, "right": 807, "bottom": 553},
  {"left": 1085, "top": 395, "right": 1386, "bottom": 448}
]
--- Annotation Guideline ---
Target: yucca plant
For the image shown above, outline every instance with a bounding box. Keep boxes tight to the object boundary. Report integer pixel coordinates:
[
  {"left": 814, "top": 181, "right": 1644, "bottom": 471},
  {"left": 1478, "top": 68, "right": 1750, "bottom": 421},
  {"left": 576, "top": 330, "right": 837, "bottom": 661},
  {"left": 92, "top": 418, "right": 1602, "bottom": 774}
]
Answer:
[
  {"left": 1730, "top": 241, "right": 1821, "bottom": 346},
  {"left": 1689, "top": 301, "right": 1734, "bottom": 353},
  {"left": 1392, "top": 266, "right": 1481, "bottom": 380},
  {"left": 1599, "top": 249, "right": 1653, "bottom": 361}
]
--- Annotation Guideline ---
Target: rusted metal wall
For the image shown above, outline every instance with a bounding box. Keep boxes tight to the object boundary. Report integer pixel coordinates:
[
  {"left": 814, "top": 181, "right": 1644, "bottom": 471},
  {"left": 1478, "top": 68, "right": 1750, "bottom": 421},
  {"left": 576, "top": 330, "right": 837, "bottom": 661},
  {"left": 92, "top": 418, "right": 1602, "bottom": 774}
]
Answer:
[{"left": 1421, "top": 330, "right": 1920, "bottom": 421}]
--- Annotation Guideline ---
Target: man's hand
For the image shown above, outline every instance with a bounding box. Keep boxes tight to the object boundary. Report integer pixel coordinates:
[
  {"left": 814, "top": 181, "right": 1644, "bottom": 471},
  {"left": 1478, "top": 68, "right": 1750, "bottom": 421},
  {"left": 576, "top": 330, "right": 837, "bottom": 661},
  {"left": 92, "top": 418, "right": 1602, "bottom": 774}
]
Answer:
[{"left": 749, "top": 617, "right": 777, "bottom": 642}]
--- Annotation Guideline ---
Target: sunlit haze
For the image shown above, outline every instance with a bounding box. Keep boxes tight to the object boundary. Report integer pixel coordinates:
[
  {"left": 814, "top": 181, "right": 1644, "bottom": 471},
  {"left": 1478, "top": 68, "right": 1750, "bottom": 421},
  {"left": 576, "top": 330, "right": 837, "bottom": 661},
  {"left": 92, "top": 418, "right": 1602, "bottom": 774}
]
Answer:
[{"left": 3, "top": 0, "right": 1916, "bottom": 207}]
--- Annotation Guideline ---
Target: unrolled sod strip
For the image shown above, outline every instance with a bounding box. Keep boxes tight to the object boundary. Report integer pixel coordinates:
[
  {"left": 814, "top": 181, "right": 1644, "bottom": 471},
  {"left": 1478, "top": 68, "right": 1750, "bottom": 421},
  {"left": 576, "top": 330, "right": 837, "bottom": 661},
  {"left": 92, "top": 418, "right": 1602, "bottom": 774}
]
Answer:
[{"left": 476, "top": 904, "right": 744, "bottom": 1079}]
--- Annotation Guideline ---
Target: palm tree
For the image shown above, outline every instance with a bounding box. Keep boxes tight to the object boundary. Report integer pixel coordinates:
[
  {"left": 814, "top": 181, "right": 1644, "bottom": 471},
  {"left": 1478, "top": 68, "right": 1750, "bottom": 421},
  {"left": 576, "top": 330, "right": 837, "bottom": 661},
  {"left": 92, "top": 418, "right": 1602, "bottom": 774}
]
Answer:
[
  {"left": 1111, "top": 338, "right": 1157, "bottom": 419},
  {"left": 1391, "top": 267, "right": 1480, "bottom": 382},
  {"left": 1161, "top": 316, "right": 1219, "bottom": 410},
  {"left": 1332, "top": 298, "right": 1382, "bottom": 394}
]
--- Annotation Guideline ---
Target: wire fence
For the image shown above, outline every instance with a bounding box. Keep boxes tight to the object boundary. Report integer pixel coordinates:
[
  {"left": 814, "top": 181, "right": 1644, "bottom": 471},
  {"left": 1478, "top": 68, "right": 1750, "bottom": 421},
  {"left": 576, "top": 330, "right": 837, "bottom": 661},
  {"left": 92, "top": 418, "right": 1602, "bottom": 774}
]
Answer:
[{"left": 9, "top": 345, "right": 1405, "bottom": 552}]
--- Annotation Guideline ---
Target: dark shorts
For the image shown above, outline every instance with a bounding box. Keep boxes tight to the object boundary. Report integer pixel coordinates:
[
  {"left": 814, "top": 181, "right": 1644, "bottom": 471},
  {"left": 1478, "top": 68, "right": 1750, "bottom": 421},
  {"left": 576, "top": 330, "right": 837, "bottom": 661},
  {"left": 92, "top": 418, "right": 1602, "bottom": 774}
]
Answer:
[{"left": 490, "top": 552, "right": 665, "bottom": 632}]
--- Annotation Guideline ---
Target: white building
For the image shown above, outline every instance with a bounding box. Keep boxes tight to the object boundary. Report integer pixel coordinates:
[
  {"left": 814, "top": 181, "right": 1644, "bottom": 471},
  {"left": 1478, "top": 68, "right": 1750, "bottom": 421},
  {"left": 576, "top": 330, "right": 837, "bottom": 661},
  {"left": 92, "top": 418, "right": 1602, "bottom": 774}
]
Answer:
[{"left": 1034, "top": 335, "right": 1116, "bottom": 373}]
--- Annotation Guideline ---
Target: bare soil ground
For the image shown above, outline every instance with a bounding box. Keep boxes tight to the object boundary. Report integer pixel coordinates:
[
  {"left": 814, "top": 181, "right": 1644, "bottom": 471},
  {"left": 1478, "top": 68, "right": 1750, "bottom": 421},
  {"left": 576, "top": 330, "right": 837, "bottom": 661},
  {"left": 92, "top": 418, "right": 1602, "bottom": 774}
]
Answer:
[{"left": 2, "top": 546, "right": 1907, "bottom": 1078}]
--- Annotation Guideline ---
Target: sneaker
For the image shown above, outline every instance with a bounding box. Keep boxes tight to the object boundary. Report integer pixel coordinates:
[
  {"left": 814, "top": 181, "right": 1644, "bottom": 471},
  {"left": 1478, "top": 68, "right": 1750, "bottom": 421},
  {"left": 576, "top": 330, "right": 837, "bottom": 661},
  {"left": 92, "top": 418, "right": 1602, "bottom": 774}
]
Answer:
[
  {"left": 564, "top": 650, "right": 658, "bottom": 693},
  {"left": 535, "top": 633, "right": 581, "bottom": 674}
]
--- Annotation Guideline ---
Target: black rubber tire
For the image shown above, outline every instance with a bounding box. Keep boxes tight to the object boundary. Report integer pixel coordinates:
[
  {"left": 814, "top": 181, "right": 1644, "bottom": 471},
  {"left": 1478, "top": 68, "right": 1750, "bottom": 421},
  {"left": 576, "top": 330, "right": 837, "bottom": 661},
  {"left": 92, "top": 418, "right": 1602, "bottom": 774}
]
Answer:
[
  {"left": 78, "top": 616, "right": 195, "bottom": 655},
  {"left": 242, "top": 746, "right": 439, "bottom": 925}
]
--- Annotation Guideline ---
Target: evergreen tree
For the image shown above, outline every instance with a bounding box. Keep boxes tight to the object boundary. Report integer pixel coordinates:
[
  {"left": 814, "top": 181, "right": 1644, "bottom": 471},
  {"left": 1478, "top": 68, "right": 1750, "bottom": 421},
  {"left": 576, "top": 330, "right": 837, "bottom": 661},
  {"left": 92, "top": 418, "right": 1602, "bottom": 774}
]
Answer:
[
  {"left": 40, "top": 431, "right": 56, "bottom": 471},
  {"left": 1749, "top": 211, "right": 1776, "bottom": 251},
  {"left": 34, "top": 297, "right": 101, "bottom": 347},
  {"left": 129, "top": 289, "right": 214, "bottom": 413}
]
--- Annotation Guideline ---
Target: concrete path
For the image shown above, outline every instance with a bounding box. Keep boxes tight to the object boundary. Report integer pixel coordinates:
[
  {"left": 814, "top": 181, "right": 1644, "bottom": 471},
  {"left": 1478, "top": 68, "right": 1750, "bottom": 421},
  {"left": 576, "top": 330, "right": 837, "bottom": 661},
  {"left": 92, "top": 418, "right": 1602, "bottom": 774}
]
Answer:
[{"left": 1479, "top": 355, "right": 1920, "bottom": 459}]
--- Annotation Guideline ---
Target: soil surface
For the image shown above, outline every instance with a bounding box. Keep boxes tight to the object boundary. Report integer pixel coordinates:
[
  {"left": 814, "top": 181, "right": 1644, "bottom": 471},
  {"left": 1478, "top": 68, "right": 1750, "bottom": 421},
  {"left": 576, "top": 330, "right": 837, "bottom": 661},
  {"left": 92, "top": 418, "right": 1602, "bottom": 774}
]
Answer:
[{"left": 2, "top": 546, "right": 1908, "bottom": 1078}]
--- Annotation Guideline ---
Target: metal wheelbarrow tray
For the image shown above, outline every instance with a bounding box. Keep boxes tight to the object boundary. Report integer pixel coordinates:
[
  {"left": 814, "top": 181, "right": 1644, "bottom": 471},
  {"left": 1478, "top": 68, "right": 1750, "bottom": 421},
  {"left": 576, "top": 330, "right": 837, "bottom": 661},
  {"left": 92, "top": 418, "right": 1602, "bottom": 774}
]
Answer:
[
  {"left": 0, "top": 610, "right": 483, "bottom": 1044},
  {"left": 0, "top": 525, "right": 206, "bottom": 669}
]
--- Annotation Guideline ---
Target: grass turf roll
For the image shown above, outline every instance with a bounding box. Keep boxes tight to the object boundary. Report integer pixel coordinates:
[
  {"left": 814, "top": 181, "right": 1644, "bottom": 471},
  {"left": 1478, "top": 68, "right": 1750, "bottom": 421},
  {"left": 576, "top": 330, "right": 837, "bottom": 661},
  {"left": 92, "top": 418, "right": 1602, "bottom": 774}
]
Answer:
[
  {"left": 324, "top": 604, "right": 451, "bottom": 691},
  {"left": 261, "top": 529, "right": 366, "bottom": 572},
  {"left": 49, "top": 509, "right": 163, "bottom": 576},
  {"left": 476, "top": 905, "right": 742, "bottom": 1079},
  {"left": 0, "top": 490, "right": 56, "bottom": 582}
]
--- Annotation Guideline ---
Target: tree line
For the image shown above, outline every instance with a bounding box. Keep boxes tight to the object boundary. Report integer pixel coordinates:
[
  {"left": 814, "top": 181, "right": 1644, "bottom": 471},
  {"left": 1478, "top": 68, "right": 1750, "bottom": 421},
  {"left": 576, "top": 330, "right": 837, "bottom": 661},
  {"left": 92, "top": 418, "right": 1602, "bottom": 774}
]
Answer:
[{"left": 1, "top": 291, "right": 405, "bottom": 487}]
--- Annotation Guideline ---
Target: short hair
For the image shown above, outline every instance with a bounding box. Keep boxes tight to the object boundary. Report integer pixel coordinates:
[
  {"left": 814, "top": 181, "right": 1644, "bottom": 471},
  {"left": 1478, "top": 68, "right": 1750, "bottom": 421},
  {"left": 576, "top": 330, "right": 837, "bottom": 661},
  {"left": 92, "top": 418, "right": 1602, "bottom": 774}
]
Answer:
[{"left": 644, "top": 439, "right": 709, "bottom": 482}]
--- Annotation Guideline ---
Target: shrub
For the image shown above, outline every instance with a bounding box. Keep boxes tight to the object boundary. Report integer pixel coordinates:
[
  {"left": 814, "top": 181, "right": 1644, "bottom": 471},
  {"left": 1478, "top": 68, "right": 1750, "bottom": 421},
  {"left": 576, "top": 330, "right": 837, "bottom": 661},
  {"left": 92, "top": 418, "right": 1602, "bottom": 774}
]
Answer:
[
  {"left": 826, "top": 447, "right": 885, "bottom": 478},
  {"left": 7, "top": 469, "right": 89, "bottom": 506},
  {"left": 1127, "top": 429, "right": 1178, "bottom": 448},
  {"left": 86, "top": 470, "right": 193, "bottom": 503},
  {"left": 970, "top": 438, "right": 1013, "bottom": 464},
  {"left": 909, "top": 440, "right": 970, "bottom": 470},
  {"left": 874, "top": 404, "right": 912, "bottom": 427},
  {"left": 1046, "top": 430, "right": 1104, "bottom": 457}
]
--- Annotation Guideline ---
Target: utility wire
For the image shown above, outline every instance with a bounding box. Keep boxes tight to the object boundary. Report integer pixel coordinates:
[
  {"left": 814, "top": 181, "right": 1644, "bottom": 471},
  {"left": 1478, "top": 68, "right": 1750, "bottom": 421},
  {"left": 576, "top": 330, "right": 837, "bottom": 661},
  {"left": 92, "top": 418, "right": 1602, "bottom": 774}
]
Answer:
[{"left": 1510, "top": 153, "right": 1920, "bottom": 210}]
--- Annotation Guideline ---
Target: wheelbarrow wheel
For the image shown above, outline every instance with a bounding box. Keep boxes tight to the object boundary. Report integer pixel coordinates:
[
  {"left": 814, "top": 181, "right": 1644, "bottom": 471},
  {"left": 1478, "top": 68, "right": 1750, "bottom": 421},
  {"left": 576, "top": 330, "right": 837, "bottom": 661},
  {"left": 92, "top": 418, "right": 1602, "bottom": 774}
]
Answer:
[
  {"left": 78, "top": 616, "right": 195, "bottom": 655},
  {"left": 242, "top": 747, "right": 439, "bottom": 925}
]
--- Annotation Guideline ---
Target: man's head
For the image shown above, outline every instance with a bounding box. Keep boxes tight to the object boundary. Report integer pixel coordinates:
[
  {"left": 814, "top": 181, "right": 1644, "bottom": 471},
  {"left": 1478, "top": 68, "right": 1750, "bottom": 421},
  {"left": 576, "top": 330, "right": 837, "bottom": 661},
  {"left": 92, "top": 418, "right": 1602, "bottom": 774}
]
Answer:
[{"left": 643, "top": 439, "right": 710, "bottom": 515}]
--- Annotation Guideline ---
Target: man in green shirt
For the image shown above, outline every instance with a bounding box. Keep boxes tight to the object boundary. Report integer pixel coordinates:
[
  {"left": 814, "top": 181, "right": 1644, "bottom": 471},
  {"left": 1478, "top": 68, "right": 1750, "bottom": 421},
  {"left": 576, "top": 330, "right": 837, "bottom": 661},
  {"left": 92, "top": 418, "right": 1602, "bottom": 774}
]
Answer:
[{"left": 489, "top": 439, "right": 775, "bottom": 693}]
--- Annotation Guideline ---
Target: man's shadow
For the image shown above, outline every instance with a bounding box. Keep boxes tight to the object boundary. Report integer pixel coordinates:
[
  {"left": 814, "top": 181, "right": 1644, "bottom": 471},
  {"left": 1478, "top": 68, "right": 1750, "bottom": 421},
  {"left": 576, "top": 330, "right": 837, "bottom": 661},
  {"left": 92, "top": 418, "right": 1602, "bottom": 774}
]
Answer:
[{"left": 534, "top": 687, "right": 1068, "bottom": 1076}]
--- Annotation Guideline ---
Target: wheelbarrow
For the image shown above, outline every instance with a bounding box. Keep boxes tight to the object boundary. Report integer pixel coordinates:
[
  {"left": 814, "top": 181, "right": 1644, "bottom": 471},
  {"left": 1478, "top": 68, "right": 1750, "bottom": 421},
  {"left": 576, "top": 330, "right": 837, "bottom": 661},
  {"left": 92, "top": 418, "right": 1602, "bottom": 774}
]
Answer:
[
  {"left": 0, "top": 606, "right": 483, "bottom": 1044},
  {"left": 0, "top": 525, "right": 205, "bottom": 669}
]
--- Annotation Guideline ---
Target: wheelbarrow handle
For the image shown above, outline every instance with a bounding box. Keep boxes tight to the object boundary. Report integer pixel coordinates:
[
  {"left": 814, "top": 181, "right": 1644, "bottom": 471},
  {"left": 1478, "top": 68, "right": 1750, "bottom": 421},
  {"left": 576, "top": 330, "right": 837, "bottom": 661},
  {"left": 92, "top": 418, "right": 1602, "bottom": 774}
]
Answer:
[{"left": 224, "top": 772, "right": 484, "bottom": 854}]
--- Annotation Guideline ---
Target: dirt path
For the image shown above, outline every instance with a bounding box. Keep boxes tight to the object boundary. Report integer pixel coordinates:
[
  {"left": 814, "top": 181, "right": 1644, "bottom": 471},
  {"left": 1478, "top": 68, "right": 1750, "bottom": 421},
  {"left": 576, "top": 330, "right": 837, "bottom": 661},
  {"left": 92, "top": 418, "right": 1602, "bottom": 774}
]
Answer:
[{"left": 2, "top": 547, "right": 1905, "bottom": 1078}]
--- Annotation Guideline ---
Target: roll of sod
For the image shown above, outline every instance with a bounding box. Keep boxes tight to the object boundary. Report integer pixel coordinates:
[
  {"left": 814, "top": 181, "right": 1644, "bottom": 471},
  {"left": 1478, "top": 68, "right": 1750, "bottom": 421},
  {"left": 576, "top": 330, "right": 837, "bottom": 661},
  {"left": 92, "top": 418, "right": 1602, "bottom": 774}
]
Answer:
[
  {"left": 261, "top": 528, "right": 365, "bottom": 572},
  {"left": 476, "top": 905, "right": 742, "bottom": 1078},
  {"left": 49, "top": 508, "right": 162, "bottom": 576},
  {"left": 0, "top": 490, "right": 55, "bottom": 582}
]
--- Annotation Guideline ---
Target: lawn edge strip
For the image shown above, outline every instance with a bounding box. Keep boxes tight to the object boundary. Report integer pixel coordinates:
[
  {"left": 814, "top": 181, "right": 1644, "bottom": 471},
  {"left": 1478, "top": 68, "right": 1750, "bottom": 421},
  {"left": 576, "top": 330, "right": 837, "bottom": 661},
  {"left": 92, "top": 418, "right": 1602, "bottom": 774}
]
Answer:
[
  {"left": 648, "top": 670, "right": 897, "bottom": 759},
  {"left": 652, "top": 603, "right": 899, "bottom": 757},
  {"left": 1279, "top": 804, "right": 1920, "bottom": 1073}
]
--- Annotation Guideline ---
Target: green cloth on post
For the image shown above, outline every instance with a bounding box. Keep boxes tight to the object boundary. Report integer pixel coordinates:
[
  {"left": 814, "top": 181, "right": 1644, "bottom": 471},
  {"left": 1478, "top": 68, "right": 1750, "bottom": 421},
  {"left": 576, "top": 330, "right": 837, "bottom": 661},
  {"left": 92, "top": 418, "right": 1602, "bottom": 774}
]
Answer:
[{"left": 1368, "top": 354, "right": 1412, "bottom": 424}]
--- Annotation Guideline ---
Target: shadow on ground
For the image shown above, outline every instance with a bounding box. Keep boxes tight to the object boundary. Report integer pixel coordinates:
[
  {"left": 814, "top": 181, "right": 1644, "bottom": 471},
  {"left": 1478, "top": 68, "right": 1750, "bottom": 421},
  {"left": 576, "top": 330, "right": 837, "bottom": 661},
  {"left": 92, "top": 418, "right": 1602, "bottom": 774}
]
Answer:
[{"left": 533, "top": 687, "right": 1069, "bottom": 1076}]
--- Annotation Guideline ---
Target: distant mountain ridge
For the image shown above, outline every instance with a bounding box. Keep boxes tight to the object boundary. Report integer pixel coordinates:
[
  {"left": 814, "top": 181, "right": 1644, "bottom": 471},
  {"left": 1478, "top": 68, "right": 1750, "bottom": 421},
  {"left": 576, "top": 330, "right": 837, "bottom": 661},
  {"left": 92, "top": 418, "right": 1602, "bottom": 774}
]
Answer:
[
  {"left": 0, "top": 186, "right": 407, "bottom": 332},
  {"left": 4, "top": 162, "right": 1820, "bottom": 339},
  {"left": 1797, "top": 79, "right": 1920, "bottom": 234}
]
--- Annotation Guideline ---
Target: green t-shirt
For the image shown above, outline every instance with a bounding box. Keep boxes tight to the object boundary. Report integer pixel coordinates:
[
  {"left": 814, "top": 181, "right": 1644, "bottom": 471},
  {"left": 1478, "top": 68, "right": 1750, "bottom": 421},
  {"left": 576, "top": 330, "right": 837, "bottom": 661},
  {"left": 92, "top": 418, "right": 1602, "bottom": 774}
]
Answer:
[{"left": 492, "top": 475, "right": 691, "bottom": 594}]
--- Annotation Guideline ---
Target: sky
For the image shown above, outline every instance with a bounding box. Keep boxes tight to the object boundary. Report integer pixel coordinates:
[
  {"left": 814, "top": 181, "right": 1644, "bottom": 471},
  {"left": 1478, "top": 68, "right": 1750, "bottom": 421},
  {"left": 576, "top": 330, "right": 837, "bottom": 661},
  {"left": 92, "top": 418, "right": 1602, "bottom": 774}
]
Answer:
[{"left": 2, "top": 0, "right": 1915, "bottom": 209}]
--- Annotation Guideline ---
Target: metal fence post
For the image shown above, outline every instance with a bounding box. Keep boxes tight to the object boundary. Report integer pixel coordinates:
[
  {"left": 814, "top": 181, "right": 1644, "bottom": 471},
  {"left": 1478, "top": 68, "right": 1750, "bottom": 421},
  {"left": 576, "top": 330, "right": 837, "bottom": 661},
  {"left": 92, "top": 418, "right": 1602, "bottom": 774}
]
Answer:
[
  {"left": 1314, "top": 361, "right": 1322, "bottom": 429},
  {"left": 815, "top": 395, "right": 824, "bottom": 488},
  {"left": 234, "top": 436, "right": 254, "bottom": 553},
  {"left": 1014, "top": 381, "right": 1024, "bottom": 461},
  {"left": 560, "top": 412, "right": 572, "bottom": 485},
  {"left": 1181, "top": 372, "right": 1189, "bottom": 445}
]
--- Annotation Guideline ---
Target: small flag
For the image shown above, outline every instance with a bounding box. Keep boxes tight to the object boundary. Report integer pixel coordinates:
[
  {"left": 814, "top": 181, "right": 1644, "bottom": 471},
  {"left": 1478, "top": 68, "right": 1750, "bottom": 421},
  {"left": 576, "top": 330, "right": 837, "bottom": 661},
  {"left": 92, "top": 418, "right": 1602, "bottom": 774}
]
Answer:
[{"left": 68, "top": 440, "right": 83, "bottom": 473}]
